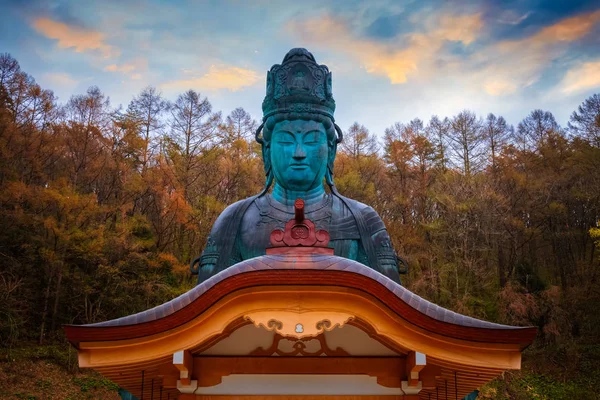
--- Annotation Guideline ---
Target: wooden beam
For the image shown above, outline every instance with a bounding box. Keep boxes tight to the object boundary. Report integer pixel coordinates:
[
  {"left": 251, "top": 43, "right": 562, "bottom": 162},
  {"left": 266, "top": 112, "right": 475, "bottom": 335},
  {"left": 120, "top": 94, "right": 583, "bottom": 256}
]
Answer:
[
  {"left": 193, "top": 356, "right": 407, "bottom": 388},
  {"left": 173, "top": 350, "right": 193, "bottom": 385},
  {"left": 420, "top": 364, "right": 442, "bottom": 389},
  {"left": 406, "top": 351, "right": 426, "bottom": 386},
  {"left": 192, "top": 397, "right": 416, "bottom": 400}
]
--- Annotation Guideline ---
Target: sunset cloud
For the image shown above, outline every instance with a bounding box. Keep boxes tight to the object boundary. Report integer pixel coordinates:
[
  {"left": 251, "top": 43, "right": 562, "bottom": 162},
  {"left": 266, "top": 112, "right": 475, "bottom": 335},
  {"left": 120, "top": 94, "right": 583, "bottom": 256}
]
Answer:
[
  {"left": 289, "top": 9, "right": 600, "bottom": 98},
  {"left": 43, "top": 72, "right": 78, "bottom": 88},
  {"left": 494, "top": 10, "right": 600, "bottom": 55},
  {"left": 483, "top": 79, "right": 518, "bottom": 96},
  {"left": 434, "top": 13, "right": 483, "bottom": 45},
  {"left": 32, "top": 17, "right": 117, "bottom": 58},
  {"left": 532, "top": 10, "right": 600, "bottom": 43},
  {"left": 479, "top": 10, "right": 600, "bottom": 96},
  {"left": 103, "top": 58, "right": 147, "bottom": 80},
  {"left": 559, "top": 61, "right": 600, "bottom": 94},
  {"left": 162, "top": 65, "right": 260, "bottom": 92},
  {"left": 104, "top": 64, "right": 135, "bottom": 73},
  {"left": 288, "top": 13, "right": 483, "bottom": 84}
]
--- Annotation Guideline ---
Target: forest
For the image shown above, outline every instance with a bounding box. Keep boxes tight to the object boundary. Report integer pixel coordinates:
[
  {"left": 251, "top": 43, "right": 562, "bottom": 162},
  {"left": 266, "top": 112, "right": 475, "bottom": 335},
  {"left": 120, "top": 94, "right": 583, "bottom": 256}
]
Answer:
[{"left": 1, "top": 51, "right": 599, "bottom": 399}]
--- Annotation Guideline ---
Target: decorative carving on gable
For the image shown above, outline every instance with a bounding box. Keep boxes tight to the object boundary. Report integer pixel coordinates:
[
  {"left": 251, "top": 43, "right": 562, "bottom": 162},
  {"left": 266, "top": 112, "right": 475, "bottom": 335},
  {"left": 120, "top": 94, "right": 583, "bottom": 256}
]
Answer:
[
  {"left": 244, "top": 311, "right": 353, "bottom": 339},
  {"left": 191, "top": 316, "right": 252, "bottom": 354},
  {"left": 249, "top": 333, "right": 349, "bottom": 356}
]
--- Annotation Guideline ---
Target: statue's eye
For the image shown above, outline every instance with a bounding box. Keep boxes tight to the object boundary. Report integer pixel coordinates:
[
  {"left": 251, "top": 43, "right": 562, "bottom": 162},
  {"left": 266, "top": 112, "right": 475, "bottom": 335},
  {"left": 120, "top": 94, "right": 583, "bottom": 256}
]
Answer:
[{"left": 304, "top": 131, "right": 323, "bottom": 144}]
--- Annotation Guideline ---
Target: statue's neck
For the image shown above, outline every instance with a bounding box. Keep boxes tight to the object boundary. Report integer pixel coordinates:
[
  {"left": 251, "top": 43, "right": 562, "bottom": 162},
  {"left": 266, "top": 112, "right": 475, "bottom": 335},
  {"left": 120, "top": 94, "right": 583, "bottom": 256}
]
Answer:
[{"left": 272, "top": 183, "right": 326, "bottom": 206}]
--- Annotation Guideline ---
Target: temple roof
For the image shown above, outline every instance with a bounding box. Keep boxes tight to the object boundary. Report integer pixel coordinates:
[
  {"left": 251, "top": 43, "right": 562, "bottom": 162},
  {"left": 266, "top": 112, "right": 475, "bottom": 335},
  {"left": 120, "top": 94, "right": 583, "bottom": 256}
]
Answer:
[{"left": 65, "top": 253, "right": 536, "bottom": 347}]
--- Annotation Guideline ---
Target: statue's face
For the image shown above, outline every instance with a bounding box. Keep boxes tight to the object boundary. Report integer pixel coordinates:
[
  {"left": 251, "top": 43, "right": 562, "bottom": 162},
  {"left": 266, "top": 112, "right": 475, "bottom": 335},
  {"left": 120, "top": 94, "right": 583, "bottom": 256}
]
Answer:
[{"left": 271, "top": 119, "right": 328, "bottom": 191}]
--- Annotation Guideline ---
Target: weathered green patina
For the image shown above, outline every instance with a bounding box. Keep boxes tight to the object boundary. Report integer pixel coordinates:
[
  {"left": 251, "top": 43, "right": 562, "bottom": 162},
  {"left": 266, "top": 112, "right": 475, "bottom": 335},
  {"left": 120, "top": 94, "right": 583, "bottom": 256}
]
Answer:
[{"left": 191, "top": 48, "right": 406, "bottom": 284}]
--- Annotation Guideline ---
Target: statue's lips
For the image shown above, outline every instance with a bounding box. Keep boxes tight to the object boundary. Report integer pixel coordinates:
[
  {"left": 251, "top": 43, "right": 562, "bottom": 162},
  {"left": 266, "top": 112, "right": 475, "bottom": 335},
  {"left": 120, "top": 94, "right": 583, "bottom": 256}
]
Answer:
[{"left": 289, "top": 164, "right": 309, "bottom": 170}]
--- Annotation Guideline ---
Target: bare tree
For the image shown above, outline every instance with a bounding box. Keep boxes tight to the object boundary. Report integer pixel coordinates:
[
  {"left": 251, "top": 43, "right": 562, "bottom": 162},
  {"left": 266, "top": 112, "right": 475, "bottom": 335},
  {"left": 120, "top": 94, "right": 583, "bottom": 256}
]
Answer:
[
  {"left": 403, "top": 118, "right": 425, "bottom": 140},
  {"left": 63, "top": 86, "right": 112, "bottom": 189},
  {"left": 126, "top": 86, "right": 168, "bottom": 169},
  {"left": 166, "top": 89, "right": 221, "bottom": 201},
  {"left": 517, "top": 109, "right": 560, "bottom": 150},
  {"left": 483, "top": 113, "right": 512, "bottom": 172},
  {"left": 222, "top": 107, "right": 257, "bottom": 143},
  {"left": 447, "top": 110, "right": 484, "bottom": 176},
  {"left": 568, "top": 93, "right": 600, "bottom": 147},
  {"left": 0, "top": 53, "right": 20, "bottom": 88},
  {"left": 427, "top": 115, "right": 450, "bottom": 170},
  {"left": 340, "top": 122, "right": 379, "bottom": 158},
  {"left": 66, "top": 86, "right": 111, "bottom": 130}
]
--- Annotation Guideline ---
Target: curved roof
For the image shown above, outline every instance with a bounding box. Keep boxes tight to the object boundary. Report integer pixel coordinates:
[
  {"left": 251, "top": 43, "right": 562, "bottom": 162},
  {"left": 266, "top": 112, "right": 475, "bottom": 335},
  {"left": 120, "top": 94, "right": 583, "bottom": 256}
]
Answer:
[{"left": 65, "top": 254, "right": 536, "bottom": 346}]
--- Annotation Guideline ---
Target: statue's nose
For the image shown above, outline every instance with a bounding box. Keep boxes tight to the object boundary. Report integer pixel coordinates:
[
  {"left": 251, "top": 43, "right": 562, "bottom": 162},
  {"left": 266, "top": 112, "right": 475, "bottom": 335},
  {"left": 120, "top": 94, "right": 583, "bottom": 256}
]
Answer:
[{"left": 293, "top": 143, "right": 307, "bottom": 159}]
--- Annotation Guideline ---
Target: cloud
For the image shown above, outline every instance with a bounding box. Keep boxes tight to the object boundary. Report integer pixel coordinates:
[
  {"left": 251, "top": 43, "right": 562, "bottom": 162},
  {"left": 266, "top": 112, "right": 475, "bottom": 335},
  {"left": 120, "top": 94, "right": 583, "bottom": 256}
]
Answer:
[
  {"left": 104, "top": 64, "right": 135, "bottom": 73},
  {"left": 434, "top": 13, "right": 483, "bottom": 45},
  {"left": 497, "top": 11, "right": 531, "bottom": 25},
  {"left": 32, "top": 17, "right": 117, "bottom": 58},
  {"left": 478, "top": 10, "right": 600, "bottom": 96},
  {"left": 162, "top": 65, "right": 260, "bottom": 92},
  {"left": 288, "top": 9, "right": 600, "bottom": 98},
  {"left": 43, "top": 72, "right": 78, "bottom": 88},
  {"left": 288, "top": 13, "right": 483, "bottom": 84},
  {"left": 103, "top": 58, "right": 148, "bottom": 80},
  {"left": 483, "top": 79, "right": 518, "bottom": 96},
  {"left": 558, "top": 61, "right": 600, "bottom": 94},
  {"left": 531, "top": 10, "right": 600, "bottom": 43}
]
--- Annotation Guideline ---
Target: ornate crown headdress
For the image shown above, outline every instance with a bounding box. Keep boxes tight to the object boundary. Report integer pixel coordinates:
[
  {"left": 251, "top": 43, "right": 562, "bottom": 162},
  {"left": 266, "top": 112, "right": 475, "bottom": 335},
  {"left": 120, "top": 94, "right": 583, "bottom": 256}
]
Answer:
[{"left": 261, "top": 48, "right": 336, "bottom": 121}]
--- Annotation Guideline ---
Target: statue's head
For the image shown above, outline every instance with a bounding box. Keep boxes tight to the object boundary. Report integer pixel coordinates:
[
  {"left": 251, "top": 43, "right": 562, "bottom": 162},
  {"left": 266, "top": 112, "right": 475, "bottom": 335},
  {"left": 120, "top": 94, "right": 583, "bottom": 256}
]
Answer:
[{"left": 256, "top": 48, "right": 342, "bottom": 193}]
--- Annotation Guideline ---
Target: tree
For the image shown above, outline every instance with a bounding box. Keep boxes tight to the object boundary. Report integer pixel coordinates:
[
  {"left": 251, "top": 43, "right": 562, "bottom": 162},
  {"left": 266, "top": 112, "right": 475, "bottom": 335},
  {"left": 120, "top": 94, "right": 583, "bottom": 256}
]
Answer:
[
  {"left": 163, "top": 90, "right": 222, "bottom": 260},
  {"left": 0, "top": 53, "right": 29, "bottom": 124},
  {"left": 126, "top": 86, "right": 168, "bottom": 170},
  {"left": 517, "top": 109, "right": 560, "bottom": 150},
  {"left": 0, "top": 53, "right": 20, "bottom": 90},
  {"left": 384, "top": 119, "right": 436, "bottom": 223},
  {"left": 403, "top": 118, "right": 425, "bottom": 139},
  {"left": 483, "top": 113, "right": 511, "bottom": 173},
  {"left": 568, "top": 93, "right": 600, "bottom": 147},
  {"left": 166, "top": 90, "right": 220, "bottom": 199},
  {"left": 336, "top": 123, "right": 382, "bottom": 206},
  {"left": 222, "top": 107, "right": 256, "bottom": 143},
  {"left": 216, "top": 108, "right": 261, "bottom": 204},
  {"left": 63, "top": 86, "right": 112, "bottom": 191},
  {"left": 447, "top": 110, "right": 483, "bottom": 176},
  {"left": 339, "top": 122, "right": 379, "bottom": 158},
  {"left": 427, "top": 115, "right": 450, "bottom": 170}
]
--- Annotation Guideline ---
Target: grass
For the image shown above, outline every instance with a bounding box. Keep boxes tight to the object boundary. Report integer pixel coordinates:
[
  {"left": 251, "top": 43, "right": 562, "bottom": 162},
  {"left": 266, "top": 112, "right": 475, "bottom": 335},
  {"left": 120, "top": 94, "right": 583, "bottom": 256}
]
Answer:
[{"left": 0, "top": 341, "right": 120, "bottom": 400}]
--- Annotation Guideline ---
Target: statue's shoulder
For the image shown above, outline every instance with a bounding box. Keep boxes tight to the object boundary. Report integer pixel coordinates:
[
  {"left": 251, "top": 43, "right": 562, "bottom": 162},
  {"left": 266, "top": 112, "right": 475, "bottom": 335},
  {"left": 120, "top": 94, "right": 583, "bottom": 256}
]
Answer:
[
  {"left": 333, "top": 194, "right": 386, "bottom": 234},
  {"left": 210, "top": 196, "right": 258, "bottom": 236},
  {"left": 335, "top": 195, "right": 368, "bottom": 211}
]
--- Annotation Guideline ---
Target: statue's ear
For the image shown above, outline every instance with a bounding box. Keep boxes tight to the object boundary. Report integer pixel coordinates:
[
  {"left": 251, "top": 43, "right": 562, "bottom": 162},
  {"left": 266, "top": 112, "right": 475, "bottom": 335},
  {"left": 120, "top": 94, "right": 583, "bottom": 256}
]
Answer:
[
  {"left": 327, "top": 123, "right": 342, "bottom": 187},
  {"left": 326, "top": 140, "right": 337, "bottom": 187},
  {"left": 262, "top": 142, "right": 271, "bottom": 175},
  {"left": 327, "top": 140, "right": 337, "bottom": 172},
  {"left": 255, "top": 122, "right": 271, "bottom": 176}
]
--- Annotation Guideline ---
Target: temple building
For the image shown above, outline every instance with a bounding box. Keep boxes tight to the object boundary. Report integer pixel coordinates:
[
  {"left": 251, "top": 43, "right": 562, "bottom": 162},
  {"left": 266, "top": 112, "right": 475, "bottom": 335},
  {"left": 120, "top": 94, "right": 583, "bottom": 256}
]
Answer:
[{"left": 65, "top": 199, "right": 536, "bottom": 400}]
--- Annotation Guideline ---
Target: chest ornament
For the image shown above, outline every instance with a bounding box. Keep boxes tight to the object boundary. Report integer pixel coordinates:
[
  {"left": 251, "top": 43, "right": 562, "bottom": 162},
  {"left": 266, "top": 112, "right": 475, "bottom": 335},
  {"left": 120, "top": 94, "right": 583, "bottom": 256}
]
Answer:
[{"left": 268, "top": 198, "right": 333, "bottom": 255}]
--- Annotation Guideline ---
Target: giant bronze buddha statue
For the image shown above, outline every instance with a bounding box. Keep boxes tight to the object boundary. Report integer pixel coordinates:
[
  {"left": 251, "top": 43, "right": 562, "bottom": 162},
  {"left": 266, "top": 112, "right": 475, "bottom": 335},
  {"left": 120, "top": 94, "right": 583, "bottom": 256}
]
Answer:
[{"left": 191, "top": 48, "right": 405, "bottom": 284}]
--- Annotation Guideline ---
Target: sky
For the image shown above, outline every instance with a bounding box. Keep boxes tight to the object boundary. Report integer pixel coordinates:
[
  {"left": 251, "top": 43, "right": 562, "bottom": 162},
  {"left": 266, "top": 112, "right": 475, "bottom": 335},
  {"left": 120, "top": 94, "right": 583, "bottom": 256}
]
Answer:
[{"left": 1, "top": 0, "right": 600, "bottom": 135}]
